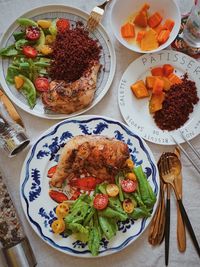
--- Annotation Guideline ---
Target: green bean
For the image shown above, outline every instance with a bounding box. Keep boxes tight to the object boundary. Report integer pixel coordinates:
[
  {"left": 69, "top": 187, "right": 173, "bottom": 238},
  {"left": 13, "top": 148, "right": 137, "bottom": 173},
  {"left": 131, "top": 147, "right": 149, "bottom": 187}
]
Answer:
[
  {"left": 19, "top": 75, "right": 36, "bottom": 108},
  {"left": 83, "top": 207, "right": 95, "bottom": 226},
  {"left": 108, "top": 196, "right": 126, "bottom": 214},
  {"left": 98, "top": 182, "right": 107, "bottom": 194},
  {"left": 67, "top": 222, "right": 89, "bottom": 235}
]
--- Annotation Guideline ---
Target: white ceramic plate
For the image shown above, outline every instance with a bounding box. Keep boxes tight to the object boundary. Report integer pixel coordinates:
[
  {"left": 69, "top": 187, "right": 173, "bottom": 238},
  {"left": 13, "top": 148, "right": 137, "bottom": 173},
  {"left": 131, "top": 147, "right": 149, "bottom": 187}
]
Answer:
[
  {"left": 20, "top": 115, "right": 159, "bottom": 258},
  {"left": 111, "top": 0, "right": 181, "bottom": 53},
  {"left": 118, "top": 50, "right": 200, "bottom": 145},
  {"left": 0, "top": 5, "right": 116, "bottom": 119}
]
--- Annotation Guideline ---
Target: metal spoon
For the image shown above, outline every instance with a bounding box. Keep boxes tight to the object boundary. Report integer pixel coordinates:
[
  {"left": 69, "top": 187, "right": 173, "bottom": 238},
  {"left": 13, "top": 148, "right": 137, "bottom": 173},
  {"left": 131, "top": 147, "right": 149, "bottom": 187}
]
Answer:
[{"left": 159, "top": 153, "right": 200, "bottom": 259}]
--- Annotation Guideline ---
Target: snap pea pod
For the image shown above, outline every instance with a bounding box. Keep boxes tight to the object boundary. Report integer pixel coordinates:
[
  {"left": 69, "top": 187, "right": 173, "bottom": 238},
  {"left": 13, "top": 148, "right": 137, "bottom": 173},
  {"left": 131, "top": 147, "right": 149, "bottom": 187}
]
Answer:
[
  {"left": 108, "top": 197, "right": 126, "bottom": 214},
  {"left": 129, "top": 207, "right": 151, "bottom": 220},
  {"left": 83, "top": 207, "right": 95, "bottom": 226},
  {"left": 65, "top": 201, "right": 90, "bottom": 224},
  {"left": 18, "top": 75, "right": 36, "bottom": 108},
  {"left": 98, "top": 215, "right": 116, "bottom": 240},
  {"left": 134, "top": 165, "right": 156, "bottom": 209},
  {"left": 98, "top": 182, "right": 107, "bottom": 194},
  {"left": 67, "top": 222, "right": 89, "bottom": 235},
  {"left": 88, "top": 213, "right": 101, "bottom": 256},
  {"left": 115, "top": 174, "right": 124, "bottom": 202},
  {"left": 0, "top": 45, "right": 18, "bottom": 57},
  {"left": 17, "top": 18, "right": 38, "bottom": 27},
  {"left": 98, "top": 207, "right": 128, "bottom": 221}
]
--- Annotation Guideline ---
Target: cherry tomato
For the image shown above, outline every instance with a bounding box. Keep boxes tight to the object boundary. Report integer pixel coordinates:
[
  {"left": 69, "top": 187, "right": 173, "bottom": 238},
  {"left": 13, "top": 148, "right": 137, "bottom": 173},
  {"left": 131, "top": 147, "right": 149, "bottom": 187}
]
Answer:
[
  {"left": 121, "top": 179, "right": 137, "bottom": 193},
  {"left": 51, "top": 219, "right": 65, "bottom": 234},
  {"left": 93, "top": 194, "right": 108, "bottom": 210},
  {"left": 22, "top": 46, "right": 37, "bottom": 58},
  {"left": 123, "top": 199, "right": 134, "bottom": 213},
  {"left": 106, "top": 184, "right": 119, "bottom": 197},
  {"left": 56, "top": 18, "right": 70, "bottom": 33},
  {"left": 56, "top": 202, "right": 69, "bottom": 218},
  {"left": 26, "top": 26, "right": 41, "bottom": 41},
  {"left": 34, "top": 77, "right": 49, "bottom": 92}
]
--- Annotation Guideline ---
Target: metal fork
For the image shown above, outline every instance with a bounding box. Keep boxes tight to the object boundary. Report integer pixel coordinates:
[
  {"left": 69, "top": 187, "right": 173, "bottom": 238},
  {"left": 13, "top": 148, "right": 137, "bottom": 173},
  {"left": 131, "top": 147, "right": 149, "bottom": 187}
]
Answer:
[
  {"left": 160, "top": 153, "right": 200, "bottom": 261},
  {"left": 86, "top": 0, "right": 110, "bottom": 32}
]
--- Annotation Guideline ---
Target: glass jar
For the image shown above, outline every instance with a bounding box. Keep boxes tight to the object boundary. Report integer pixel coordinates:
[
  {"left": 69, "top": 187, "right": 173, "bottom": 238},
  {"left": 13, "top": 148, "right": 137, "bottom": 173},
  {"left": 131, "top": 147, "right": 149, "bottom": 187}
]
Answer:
[{"left": 183, "top": 1, "right": 200, "bottom": 47}]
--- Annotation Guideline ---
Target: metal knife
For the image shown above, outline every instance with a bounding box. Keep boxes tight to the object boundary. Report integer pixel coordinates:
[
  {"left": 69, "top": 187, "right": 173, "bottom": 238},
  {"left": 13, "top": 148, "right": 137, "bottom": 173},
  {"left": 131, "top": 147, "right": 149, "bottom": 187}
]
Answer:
[
  {"left": 174, "top": 147, "right": 186, "bottom": 252},
  {"left": 0, "top": 89, "right": 24, "bottom": 127}
]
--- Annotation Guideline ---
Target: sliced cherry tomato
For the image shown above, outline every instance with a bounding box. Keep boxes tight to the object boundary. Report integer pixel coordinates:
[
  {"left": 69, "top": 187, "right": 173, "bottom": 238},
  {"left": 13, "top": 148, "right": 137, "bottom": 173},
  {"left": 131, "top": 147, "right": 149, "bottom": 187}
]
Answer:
[
  {"left": 56, "top": 18, "right": 70, "bottom": 33},
  {"left": 93, "top": 194, "right": 108, "bottom": 210},
  {"left": 22, "top": 46, "right": 37, "bottom": 58},
  {"left": 123, "top": 199, "right": 134, "bottom": 213},
  {"left": 56, "top": 202, "right": 69, "bottom": 218},
  {"left": 121, "top": 179, "right": 137, "bottom": 193},
  {"left": 51, "top": 218, "right": 65, "bottom": 234},
  {"left": 106, "top": 184, "right": 119, "bottom": 197},
  {"left": 26, "top": 26, "right": 41, "bottom": 41},
  {"left": 34, "top": 77, "right": 49, "bottom": 92}
]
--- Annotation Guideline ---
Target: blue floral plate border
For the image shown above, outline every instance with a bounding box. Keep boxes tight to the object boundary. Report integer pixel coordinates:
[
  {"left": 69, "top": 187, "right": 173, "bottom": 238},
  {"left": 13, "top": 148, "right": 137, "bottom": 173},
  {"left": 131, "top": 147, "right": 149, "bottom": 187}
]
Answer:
[{"left": 20, "top": 115, "right": 159, "bottom": 257}]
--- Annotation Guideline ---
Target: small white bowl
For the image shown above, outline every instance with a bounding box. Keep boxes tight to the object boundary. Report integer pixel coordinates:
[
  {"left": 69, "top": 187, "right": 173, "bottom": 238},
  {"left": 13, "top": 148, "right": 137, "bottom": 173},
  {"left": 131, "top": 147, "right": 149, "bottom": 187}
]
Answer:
[{"left": 111, "top": 0, "right": 181, "bottom": 53}]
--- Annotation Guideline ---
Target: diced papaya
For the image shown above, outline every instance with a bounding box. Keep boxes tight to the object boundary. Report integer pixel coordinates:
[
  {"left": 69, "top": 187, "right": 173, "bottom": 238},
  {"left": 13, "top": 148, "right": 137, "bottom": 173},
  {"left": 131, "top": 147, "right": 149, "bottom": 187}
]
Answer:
[
  {"left": 134, "top": 10, "right": 148, "bottom": 28},
  {"left": 163, "top": 64, "right": 174, "bottom": 77},
  {"left": 151, "top": 67, "right": 164, "bottom": 76},
  {"left": 154, "top": 24, "right": 165, "bottom": 35},
  {"left": 121, "top": 22, "right": 135, "bottom": 38},
  {"left": 160, "top": 76, "right": 172, "bottom": 91},
  {"left": 148, "top": 12, "right": 163, "bottom": 28},
  {"left": 145, "top": 76, "right": 157, "bottom": 89},
  {"left": 149, "top": 92, "right": 165, "bottom": 113},
  {"left": 131, "top": 80, "right": 149, "bottom": 98},
  {"left": 168, "top": 73, "right": 182, "bottom": 85},
  {"left": 152, "top": 78, "right": 164, "bottom": 95},
  {"left": 163, "top": 19, "right": 175, "bottom": 32},
  {"left": 157, "top": 29, "right": 170, "bottom": 44},
  {"left": 140, "top": 29, "right": 159, "bottom": 51},
  {"left": 136, "top": 31, "right": 146, "bottom": 42}
]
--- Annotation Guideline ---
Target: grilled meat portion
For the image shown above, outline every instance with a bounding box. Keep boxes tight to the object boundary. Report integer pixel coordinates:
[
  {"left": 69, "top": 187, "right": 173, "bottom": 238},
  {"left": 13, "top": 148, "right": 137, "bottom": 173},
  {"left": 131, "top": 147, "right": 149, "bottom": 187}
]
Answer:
[
  {"left": 51, "top": 135, "right": 130, "bottom": 187},
  {"left": 42, "top": 60, "right": 100, "bottom": 114}
]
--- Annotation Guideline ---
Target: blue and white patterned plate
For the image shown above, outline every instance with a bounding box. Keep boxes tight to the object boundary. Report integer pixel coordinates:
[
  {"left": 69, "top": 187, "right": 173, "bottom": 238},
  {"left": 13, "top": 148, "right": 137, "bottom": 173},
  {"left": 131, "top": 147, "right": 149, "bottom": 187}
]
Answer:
[
  {"left": 0, "top": 5, "right": 116, "bottom": 119},
  {"left": 20, "top": 115, "right": 159, "bottom": 258}
]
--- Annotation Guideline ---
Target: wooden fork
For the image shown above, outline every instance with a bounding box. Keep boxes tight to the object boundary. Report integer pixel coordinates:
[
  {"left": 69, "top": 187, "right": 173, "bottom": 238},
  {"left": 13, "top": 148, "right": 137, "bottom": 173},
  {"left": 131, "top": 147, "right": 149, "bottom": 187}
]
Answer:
[{"left": 86, "top": 0, "right": 110, "bottom": 32}]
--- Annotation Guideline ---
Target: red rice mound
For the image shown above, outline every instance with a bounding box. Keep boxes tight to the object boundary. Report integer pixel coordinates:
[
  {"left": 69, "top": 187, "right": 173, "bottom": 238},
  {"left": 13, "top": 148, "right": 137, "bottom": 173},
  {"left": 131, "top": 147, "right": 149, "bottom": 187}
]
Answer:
[
  {"left": 154, "top": 74, "right": 199, "bottom": 131},
  {"left": 49, "top": 23, "right": 101, "bottom": 82}
]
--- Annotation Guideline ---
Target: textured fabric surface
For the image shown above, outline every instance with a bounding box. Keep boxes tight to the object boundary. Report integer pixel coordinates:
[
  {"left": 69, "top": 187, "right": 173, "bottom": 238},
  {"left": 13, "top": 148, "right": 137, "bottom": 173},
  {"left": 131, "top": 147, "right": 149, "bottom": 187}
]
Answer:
[{"left": 0, "top": 1, "right": 200, "bottom": 266}]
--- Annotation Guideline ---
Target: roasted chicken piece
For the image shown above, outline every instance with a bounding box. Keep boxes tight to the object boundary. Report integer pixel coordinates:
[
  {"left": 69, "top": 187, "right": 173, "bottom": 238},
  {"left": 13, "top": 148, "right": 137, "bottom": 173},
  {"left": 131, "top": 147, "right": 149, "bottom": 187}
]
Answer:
[
  {"left": 51, "top": 135, "right": 130, "bottom": 187},
  {"left": 42, "top": 60, "right": 100, "bottom": 114}
]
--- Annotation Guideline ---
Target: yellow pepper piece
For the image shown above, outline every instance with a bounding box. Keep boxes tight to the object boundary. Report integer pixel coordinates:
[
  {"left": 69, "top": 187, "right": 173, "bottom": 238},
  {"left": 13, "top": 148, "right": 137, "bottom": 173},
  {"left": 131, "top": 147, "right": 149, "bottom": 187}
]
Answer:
[
  {"left": 56, "top": 202, "right": 69, "bottom": 218},
  {"left": 39, "top": 44, "right": 53, "bottom": 55},
  {"left": 37, "top": 20, "right": 52, "bottom": 29},
  {"left": 45, "top": 34, "right": 55, "bottom": 45},
  {"left": 126, "top": 158, "right": 134, "bottom": 169},
  {"left": 14, "top": 76, "right": 24, "bottom": 90},
  {"left": 51, "top": 219, "right": 65, "bottom": 234}
]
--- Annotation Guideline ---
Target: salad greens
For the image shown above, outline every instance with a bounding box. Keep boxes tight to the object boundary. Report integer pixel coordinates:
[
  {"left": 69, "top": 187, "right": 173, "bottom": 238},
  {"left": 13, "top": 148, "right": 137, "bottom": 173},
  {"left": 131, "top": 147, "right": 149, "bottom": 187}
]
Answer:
[
  {"left": 0, "top": 17, "right": 54, "bottom": 108},
  {"left": 57, "top": 165, "right": 156, "bottom": 256}
]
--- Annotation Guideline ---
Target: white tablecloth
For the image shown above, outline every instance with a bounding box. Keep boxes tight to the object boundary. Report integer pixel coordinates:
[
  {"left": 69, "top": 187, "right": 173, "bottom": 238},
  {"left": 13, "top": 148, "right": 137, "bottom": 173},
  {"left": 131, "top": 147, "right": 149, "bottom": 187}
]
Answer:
[{"left": 0, "top": 0, "right": 200, "bottom": 266}]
